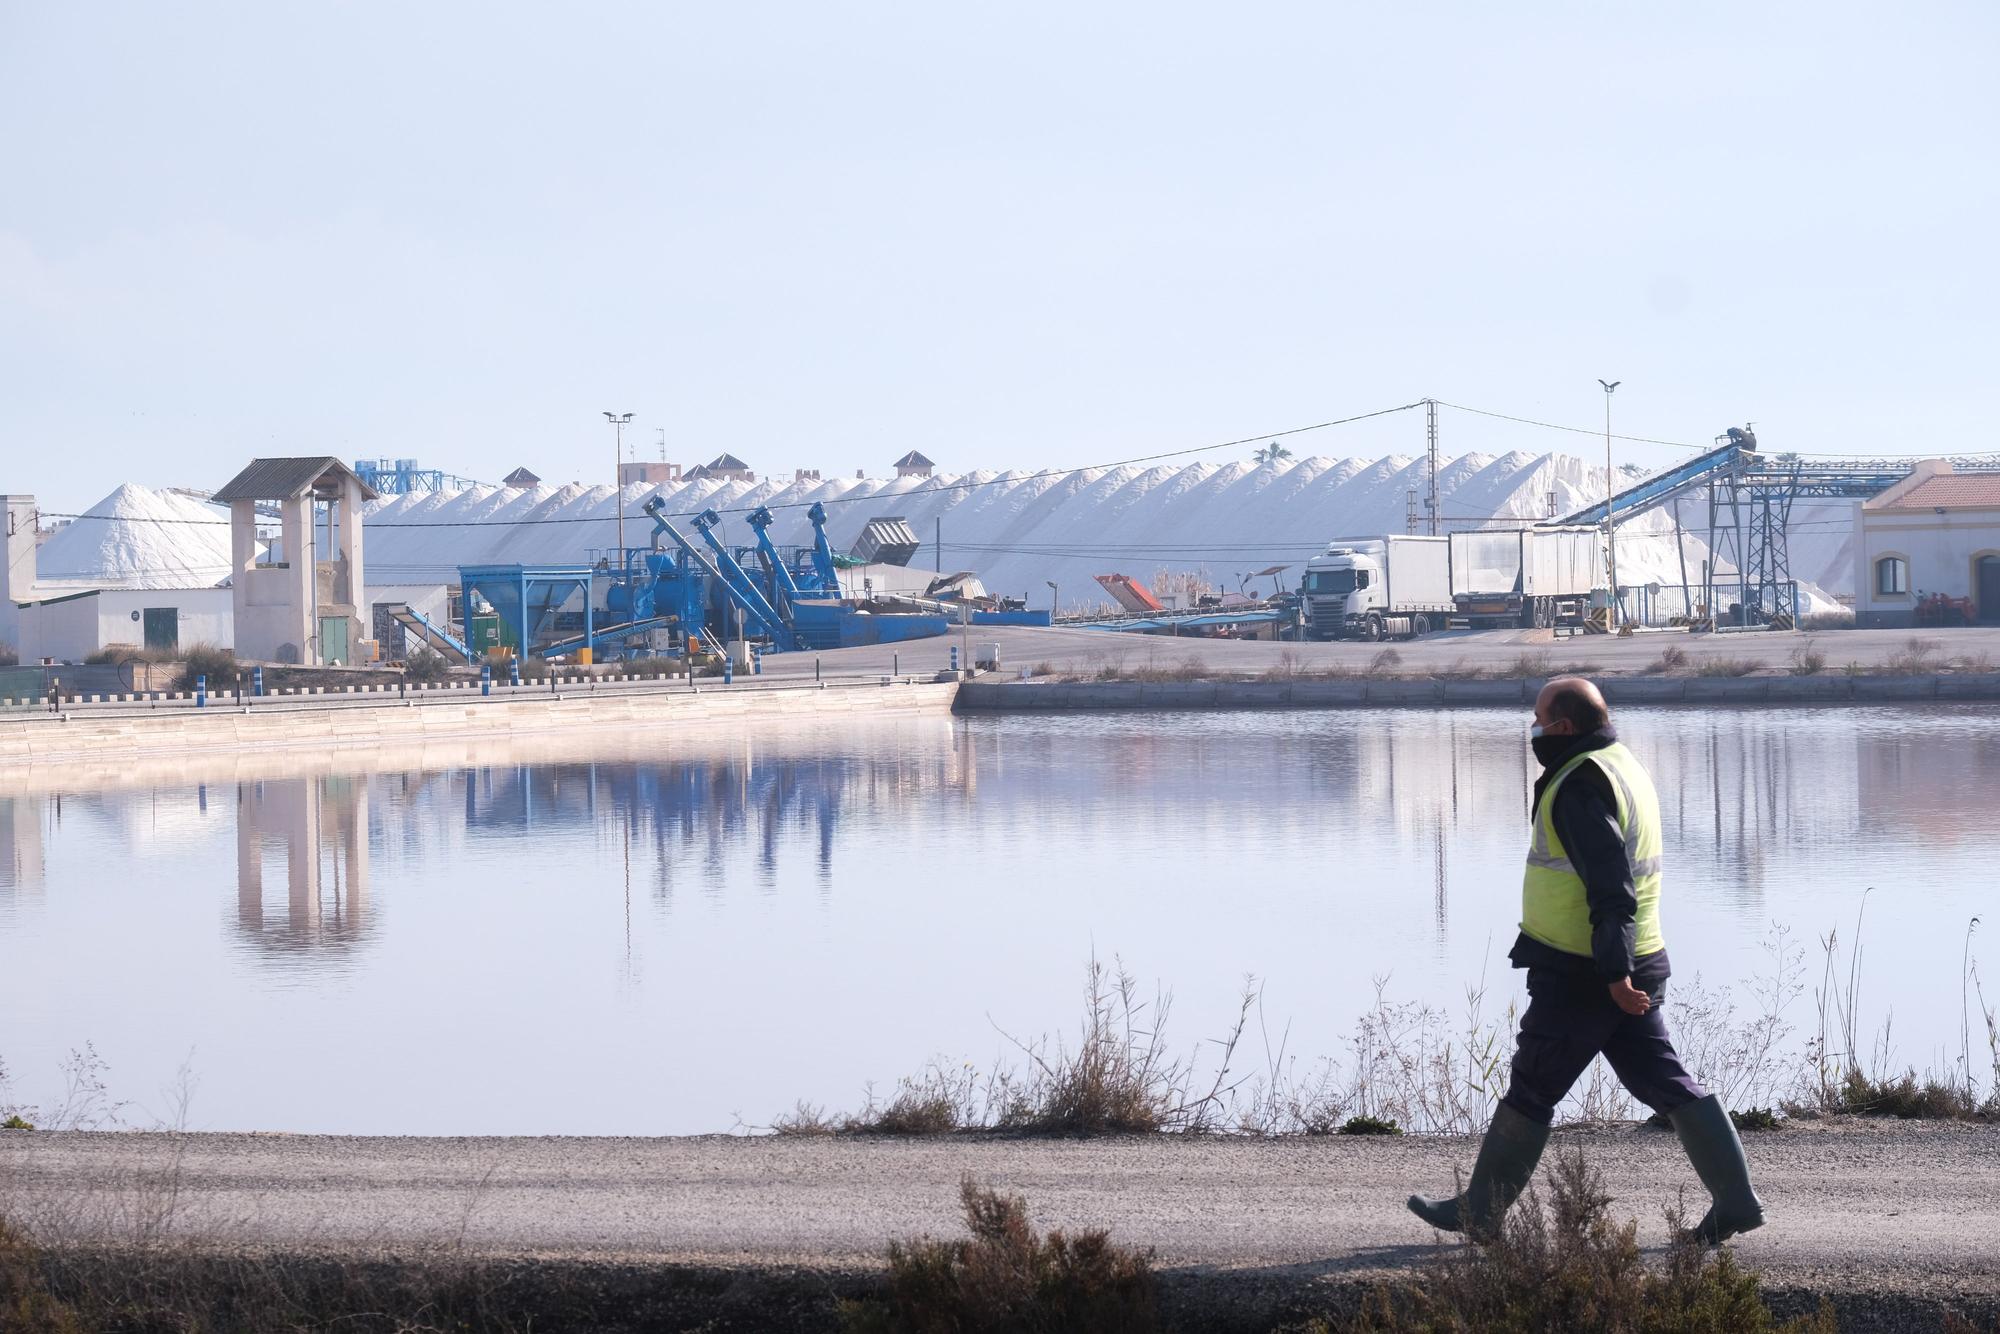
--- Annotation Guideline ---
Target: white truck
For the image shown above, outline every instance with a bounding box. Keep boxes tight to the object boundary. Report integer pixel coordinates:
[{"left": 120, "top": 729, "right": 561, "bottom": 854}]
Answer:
[
  {"left": 1448, "top": 527, "right": 1604, "bottom": 629},
  {"left": 1301, "top": 536, "right": 1453, "bottom": 641}
]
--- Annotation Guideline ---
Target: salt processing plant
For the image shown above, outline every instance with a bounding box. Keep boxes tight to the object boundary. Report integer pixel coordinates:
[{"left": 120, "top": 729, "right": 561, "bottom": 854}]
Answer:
[{"left": 4, "top": 430, "right": 2000, "bottom": 670}]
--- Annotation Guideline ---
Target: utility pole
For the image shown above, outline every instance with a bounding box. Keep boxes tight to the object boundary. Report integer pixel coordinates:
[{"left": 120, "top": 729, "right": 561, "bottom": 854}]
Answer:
[
  {"left": 1425, "top": 398, "right": 1440, "bottom": 536},
  {"left": 604, "top": 412, "right": 634, "bottom": 569},
  {"left": 935, "top": 517, "right": 942, "bottom": 572},
  {"left": 1406, "top": 488, "right": 1418, "bottom": 535},
  {"left": 1597, "top": 381, "right": 1621, "bottom": 628}
]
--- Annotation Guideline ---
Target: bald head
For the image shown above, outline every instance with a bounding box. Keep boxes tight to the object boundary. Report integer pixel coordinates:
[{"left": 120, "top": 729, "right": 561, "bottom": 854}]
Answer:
[{"left": 1535, "top": 676, "right": 1609, "bottom": 737}]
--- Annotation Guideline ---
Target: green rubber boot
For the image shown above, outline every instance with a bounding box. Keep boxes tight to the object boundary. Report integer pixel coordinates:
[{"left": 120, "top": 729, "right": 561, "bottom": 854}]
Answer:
[
  {"left": 1407, "top": 1102, "right": 1550, "bottom": 1239},
  {"left": 1668, "top": 1094, "right": 1766, "bottom": 1245}
]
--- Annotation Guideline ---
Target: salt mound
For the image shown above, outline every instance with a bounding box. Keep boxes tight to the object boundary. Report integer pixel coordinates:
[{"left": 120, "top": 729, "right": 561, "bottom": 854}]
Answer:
[
  {"left": 35, "top": 484, "right": 233, "bottom": 588},
  {"left": 345, "top": 452, "right": 1856, "bottom": 610}
]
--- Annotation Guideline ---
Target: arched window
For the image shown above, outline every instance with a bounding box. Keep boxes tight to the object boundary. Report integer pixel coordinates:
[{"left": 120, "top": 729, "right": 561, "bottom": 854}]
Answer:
[{"left": 1875, "top": 555, "right": 1909, "bottom": 597}]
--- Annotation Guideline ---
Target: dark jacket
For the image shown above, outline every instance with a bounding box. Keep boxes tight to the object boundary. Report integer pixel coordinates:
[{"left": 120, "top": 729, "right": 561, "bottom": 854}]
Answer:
[{"left": 1508, "top": 726, "right": 1667, "bottom": 985}]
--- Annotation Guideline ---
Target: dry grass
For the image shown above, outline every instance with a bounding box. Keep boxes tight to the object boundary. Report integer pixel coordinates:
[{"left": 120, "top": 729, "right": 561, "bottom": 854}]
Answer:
[
  {"left": 1798, "top": 611, "right": 1856, "bottom": 631},
  {"left": 1786, "top": 640, "right": 1827, "bottom": 677},
  {"left": 1883, "top": 636, "right": 1946, "bottom": 675},
  {"left": 1291, "top": 1150, "right": 1834, "bottom": 1333},
  {"left": 1692, "top": 656, "right": 1761, "bottom": 678},
  {"left": 841, "top": 1178, "right": 1156, "bottom": 1334},
  {"left": 1507, "top": 651, "right": 1554, "bottom": 679},
  {"left": 1647, "top": 645, "right": 1691, "bottom": 675}
]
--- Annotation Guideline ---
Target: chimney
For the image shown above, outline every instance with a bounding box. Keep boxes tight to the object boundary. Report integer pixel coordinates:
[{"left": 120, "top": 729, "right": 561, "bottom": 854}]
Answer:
[{"left": 1, "top": 495, "right": 38, "bottom": 650}]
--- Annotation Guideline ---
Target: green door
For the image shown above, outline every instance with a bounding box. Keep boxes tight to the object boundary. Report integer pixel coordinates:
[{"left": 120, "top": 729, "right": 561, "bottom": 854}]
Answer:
[
  {"left": 319, "top": 616, "right": 350, "bottom": 664},
  {"left": 142, "top": 607, "right": 179, "bottom": 651}
]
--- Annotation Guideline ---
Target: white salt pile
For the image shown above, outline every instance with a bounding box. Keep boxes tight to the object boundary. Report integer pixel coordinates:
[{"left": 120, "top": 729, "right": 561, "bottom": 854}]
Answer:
[
  {"left": 34, "top": 484, "right": 233, "bottom": 588},
  {"left": 358, "top": 452, "right": 1853, "bottom": 610}
]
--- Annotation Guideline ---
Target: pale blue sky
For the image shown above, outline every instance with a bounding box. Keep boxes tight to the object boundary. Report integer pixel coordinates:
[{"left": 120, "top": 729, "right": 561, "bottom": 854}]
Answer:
[{"left": 4, "top": 2, "right": 1994, "bottom": 512}]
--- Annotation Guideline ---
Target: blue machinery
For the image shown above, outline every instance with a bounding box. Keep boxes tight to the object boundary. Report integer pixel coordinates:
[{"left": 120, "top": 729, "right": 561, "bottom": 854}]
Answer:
[{"left": 450, "top": 499, "right": 960, "bottom": 662}]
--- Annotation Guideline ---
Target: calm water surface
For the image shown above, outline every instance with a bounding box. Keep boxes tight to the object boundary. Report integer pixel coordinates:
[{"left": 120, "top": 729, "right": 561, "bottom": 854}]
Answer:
[{"left": 1, "top": 707, "right": 1994, "bottom": 1134}]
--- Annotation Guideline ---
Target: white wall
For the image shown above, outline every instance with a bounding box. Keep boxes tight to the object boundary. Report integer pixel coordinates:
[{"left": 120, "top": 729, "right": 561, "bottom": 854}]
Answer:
[
  {"left": 1855, "top": 506, "right": 2000, "bottom": 626},
  {"left": 15, "top": 588, "right": 233, "bottom": 662}
]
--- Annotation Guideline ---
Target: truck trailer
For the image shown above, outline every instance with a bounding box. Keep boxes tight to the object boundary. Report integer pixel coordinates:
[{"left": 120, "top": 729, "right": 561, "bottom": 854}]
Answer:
[
  {"left": 1301, "top": 536, "right": 1452, "bottom": 641},
  {"left": 1448, "top": 527, "right": 1604, "bottom": 629}
]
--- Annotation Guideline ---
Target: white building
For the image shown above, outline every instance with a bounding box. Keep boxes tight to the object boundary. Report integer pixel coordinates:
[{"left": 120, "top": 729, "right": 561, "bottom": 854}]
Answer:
[
  {"left": 1854, "top": 461, "right": 2000, "bottom": 627},
  {"left": 3, "top": 490, "right": 236, "bottom": 663},
  {"left": 13, "top": 586, "right": 234, "bottom": 663}
]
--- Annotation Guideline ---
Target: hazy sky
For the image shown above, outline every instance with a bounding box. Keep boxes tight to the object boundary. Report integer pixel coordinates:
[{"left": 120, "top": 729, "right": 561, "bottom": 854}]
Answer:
[{"left": 5, "top": 2, "right": 1995, "bottom": 513}]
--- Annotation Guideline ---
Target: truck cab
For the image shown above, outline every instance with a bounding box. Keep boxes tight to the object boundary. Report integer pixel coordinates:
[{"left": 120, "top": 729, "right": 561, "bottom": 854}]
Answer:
[{"left": 1302, "top": 549, "right": 1383, "bottom": 635}]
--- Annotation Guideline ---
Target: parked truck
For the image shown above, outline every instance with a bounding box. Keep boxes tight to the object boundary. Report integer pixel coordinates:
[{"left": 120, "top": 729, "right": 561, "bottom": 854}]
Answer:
[
  {"left": 1301, "top": 536, "right": 1452, "bottom": 641},
  {"left": 1448, "top": 527, "right": 1604, "bottom": 629}
]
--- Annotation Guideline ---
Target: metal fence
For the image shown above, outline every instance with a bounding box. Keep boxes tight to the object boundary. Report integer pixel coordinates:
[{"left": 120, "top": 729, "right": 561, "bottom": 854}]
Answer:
[{"left": 1617, "top": 582, "right": 1803, "bottom": 629}]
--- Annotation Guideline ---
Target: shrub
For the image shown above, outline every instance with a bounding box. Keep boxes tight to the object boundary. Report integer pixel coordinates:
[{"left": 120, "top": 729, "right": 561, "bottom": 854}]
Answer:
[
  {"left": 1297, "top": 1150, "right": 1834, "bottom": 1333},
  {"left": 841, "top": 1179, "right": 1157, "bottom": 1334},
  {"left": 0, "top": 644, "right": 17, "bottom": 667},
  {"left": 402, "top": 647, "right": 452, "bottom": 684},
  {"left": 1508, "top": 651, "right": 1554, "bottom": 679},
  {"left": 1732, "top": 1107, "right": 1781, "bottom": 1132},
  {"left": 1, "top": 1114, "right": 31, "bottom": 1131},
  {"left": 1833, "top": 1069, "right": 1987, "bottom": 1120},
  {"left": 1337, "top": 1114, "right": 1402, "bottom": 1136},
  {"left": 1883, "top": 636, "right": 1945, "bottom": 675},
  {"left": 1799, "top": 611, "right": 1855, "bottom": 631},
  {"left": 1648, "top": 645, "right": 1690, "bottom": 675},
  {"left": 1954, "top": 652, "right": 1995, "bottom": 674},
  {"left": 1786, "top": 641, "right": 1826, "bottom": 676},
  {"left": 1369, "top": 648, "right": 1403, "bottom": 674},
  {"left": 171, "top": 643, "right": 236, "bottom": 692},
  {"left": 83, "top": 644, "right": 160, "bottom": 666},
  {"left": 1693, "top": 656, "right": 1760, "bottom": 678}
]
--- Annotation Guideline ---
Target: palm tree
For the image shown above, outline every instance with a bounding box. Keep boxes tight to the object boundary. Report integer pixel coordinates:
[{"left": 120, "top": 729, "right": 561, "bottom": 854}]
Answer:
[{"left": 1254, "top": 443, "right": 1293, "bottom": 465}]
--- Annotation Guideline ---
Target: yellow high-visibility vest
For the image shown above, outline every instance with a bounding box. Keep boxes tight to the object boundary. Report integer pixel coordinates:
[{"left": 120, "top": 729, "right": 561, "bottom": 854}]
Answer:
[{"left": 1520, "top": 741, "right": 1665, "bottom": 960}]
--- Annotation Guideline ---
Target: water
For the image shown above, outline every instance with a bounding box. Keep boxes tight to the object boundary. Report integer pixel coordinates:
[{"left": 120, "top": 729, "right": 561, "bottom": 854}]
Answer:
[{"left": 1, "top": 707, "right": 1995, "bottom": 1135}]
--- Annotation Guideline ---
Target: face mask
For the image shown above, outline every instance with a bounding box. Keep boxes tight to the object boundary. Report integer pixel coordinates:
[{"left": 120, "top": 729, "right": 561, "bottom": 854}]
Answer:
[
  {"left": 1531, "top": 730, "right": 1569, "bottom": 767},
  {"left": 1529, "top": 723, "right": 1546, "bottom": 739}
]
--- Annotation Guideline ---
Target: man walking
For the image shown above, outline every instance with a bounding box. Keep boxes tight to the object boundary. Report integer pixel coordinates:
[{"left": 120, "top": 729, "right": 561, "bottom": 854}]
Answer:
[{"left": 1408, "top": 677, "right": 1765, "bottom": 1245}]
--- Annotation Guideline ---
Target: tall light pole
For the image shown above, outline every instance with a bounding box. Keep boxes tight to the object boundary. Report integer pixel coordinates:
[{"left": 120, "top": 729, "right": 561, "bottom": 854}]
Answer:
[
  {"left": 1597, "top": 381, "right": 1620, "bottom": 628},
  {"left": 1046, "top": 579, "right": 1059, "bottom": 621},
  {"left": 604, "top": 411, "right": 633, "bottom": 567}
]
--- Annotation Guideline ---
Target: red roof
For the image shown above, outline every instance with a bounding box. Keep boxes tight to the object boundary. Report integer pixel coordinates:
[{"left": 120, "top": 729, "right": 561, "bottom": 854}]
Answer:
[{"left": 1878, "top": 475, "right": 2000, "bottom": 511}]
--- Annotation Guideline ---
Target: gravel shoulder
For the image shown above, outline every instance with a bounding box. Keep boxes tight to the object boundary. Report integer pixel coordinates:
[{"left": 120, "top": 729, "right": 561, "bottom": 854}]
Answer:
[{"left": 4, "top": 1120, "right": 1995, "bottom": 1308}]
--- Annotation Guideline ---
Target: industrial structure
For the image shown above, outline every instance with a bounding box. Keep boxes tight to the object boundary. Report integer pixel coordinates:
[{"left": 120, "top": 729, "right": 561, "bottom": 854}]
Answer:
[
  {"left": 9, "top": 435, "right": 2000, "bottom": 666},
  {"left": 216, "top": 457, "right": 378, "bottom": 665}
]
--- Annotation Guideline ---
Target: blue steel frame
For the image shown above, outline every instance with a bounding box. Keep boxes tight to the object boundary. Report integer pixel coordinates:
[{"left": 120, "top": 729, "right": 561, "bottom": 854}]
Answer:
[{"left": 457, "top": 563, "right": 596, "bottom": 660}]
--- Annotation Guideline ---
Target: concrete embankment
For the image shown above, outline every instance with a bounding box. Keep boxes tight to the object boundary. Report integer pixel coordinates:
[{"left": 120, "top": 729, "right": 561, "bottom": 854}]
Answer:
[
  {"left": 0, "top": 675, "right": 959, "bottom": 765},
  {"left": 3, "top": 1124, "right": 1994, "bottom": 1331},
  {"left": 958, "top": 672, "right": 2000, "bottom": 711}
]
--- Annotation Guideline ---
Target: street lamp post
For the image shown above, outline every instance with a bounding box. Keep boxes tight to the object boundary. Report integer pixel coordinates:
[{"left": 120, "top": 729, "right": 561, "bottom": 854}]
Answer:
[
  {"left": 604, "top": 411, "right": 633, "bottom": 572},
  {"left": 1597, "top": 380, "right": 1621, "bottom": 629},
  {"left": 1046, "top": 579, "right": 1059, "bottom": 621}
]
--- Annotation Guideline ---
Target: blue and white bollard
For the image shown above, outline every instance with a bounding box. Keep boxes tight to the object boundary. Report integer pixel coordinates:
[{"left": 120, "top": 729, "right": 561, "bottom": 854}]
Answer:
[
  {"left": 195, "top": 674, "right": 207, "bottom": 708},
  {"left": 752, "top": 648, "right": 763, "bottom": 676},
  {"left": 509, "top": 658, "right": 521, "bottom": 687},
  {"left": 481, "top": 662, "right": 492, "bottom": 696},
  {"left": 949, "top": 645, "right": 959, "bottom": 673},
  {"left": 724, "top": 654, "right": 734, "bottom": 685},
  {"left": 252, "top": 666, "right": 264, "bottom": 697}
]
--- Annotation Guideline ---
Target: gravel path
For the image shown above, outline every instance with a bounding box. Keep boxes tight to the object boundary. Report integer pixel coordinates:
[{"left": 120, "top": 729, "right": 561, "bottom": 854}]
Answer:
[{"left": 4, "top": 1120, "right": 1995, "bottom": 1306}]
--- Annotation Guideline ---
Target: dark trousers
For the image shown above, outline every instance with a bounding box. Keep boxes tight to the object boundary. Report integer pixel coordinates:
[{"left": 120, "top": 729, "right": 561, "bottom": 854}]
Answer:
[{"left": 1500, "top": 956, "right": 1707, "bottom": 1126}]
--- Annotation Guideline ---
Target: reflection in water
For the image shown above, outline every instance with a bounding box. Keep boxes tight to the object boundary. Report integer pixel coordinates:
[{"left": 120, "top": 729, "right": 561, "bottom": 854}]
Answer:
[
  {"left": 0, "top": 708, "right": 1996, "bottom": 1135},
  {"left": 0, "top": 796, "right": 43, "bottom": 897},
  {"left": 235, "top": 778, "right": 371, "bottom": 955}
]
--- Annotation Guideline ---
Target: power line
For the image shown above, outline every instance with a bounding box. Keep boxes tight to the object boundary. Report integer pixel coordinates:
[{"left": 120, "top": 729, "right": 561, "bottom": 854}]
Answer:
[
  {"left": 1434, "top": 400, "right": 1709, "bottom": 450},
  {"left": 37, "top": 401, "right": 1428, "bottom": 531}
]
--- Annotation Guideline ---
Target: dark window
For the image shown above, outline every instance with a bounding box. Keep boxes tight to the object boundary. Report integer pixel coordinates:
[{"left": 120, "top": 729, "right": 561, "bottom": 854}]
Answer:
[{"left": 1875, "top": 556, "right": 1908, "bottom": 596}]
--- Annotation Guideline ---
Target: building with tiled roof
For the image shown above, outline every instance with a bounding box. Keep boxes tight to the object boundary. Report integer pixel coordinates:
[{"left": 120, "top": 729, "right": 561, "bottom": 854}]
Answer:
[{"left": 1855, "top": 461, "right": 2000, "bottom": 627}]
